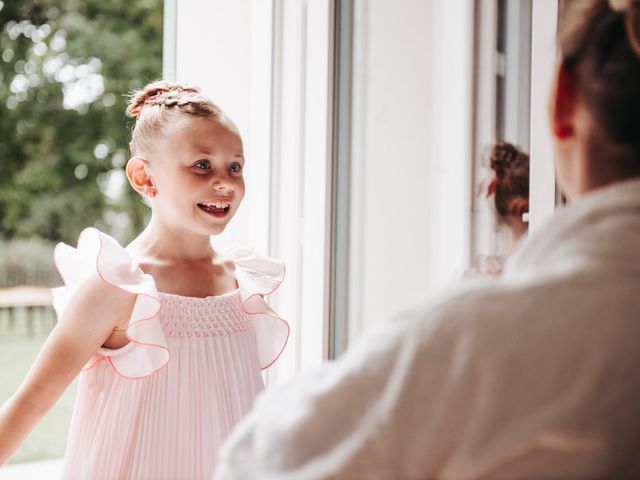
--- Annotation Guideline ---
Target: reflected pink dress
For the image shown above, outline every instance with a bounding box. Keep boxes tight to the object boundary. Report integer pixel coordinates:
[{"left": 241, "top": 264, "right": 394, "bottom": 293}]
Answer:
[{"left": 51, "top": 228, "right": 290, "bottom": 480}]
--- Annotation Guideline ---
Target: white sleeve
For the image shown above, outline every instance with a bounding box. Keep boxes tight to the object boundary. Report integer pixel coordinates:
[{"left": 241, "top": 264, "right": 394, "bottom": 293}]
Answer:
[
  {"left": 214, "top": 305, "right": 479, "bottom": 480},
  {"left": 216, "top": 277, "right": 640, "bottom": 479}
]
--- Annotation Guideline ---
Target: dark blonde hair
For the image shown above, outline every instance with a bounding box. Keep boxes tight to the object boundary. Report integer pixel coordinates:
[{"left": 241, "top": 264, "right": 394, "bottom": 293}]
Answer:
[
  {"left": 126, "top": 80, "right": 222, "bottom": 155},
  {"left": 558, "top": 0, "right": 640, "bottom": 175}
]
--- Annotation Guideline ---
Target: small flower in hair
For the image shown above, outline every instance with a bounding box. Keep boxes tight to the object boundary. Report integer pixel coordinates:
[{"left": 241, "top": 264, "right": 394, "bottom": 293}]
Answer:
[
  {"left": 137, "top": 92, "right": 162, "bottom": 118},
  {"left": 486, "top": 177, "right": 498, "bottom": 197}
]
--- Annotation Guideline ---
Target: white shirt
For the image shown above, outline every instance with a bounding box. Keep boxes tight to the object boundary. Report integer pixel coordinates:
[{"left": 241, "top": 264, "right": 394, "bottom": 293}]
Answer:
[{"left": 215, "top": 178, "right": 640, "bottom": 480}]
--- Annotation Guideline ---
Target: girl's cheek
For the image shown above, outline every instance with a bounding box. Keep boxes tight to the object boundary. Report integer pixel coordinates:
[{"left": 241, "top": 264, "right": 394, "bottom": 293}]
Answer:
[{"left": 189, "top": 173, "right": 210, "bottom": 184}]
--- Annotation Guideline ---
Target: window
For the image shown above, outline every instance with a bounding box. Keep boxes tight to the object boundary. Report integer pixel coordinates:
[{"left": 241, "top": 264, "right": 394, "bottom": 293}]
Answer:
[
  {"left": 471, "top": 0, "right": 533, "bottom": 261},
  {"left": 162, "top": 0, "right": 562, "bottom": 379},
  {"left": 172, "top": 0, "right": 335, "bottom": 381}
]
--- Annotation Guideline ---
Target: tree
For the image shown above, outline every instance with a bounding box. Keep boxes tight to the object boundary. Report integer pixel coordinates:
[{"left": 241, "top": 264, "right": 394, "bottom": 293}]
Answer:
[{"left": 0, "top": 0, "right": 163, "bottom": 245}]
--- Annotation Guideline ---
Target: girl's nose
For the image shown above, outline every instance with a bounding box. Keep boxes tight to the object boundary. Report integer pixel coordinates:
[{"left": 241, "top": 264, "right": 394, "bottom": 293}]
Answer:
[{"left": 212, "top": 179, "right": 232, "bottom": 193}]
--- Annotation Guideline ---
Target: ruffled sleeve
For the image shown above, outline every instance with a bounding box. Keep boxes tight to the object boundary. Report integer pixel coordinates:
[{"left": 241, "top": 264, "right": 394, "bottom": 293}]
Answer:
[
  {"left": 223, "top": 245, "right": 290, "bottom": 370},
  {"left": 52, "top": 227, "right": 169, "bottom": 379}
]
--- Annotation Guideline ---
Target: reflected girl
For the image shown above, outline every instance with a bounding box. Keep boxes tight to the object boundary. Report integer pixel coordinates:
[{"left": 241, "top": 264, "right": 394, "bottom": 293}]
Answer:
[{"left": 467, "top": 141, "right": 530, "bottom": 278}]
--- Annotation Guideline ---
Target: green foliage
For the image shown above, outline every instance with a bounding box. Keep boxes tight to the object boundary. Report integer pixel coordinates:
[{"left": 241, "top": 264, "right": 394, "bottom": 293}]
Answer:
[{"left": 0, "top": 0, "right": 161, "bottom": 245}]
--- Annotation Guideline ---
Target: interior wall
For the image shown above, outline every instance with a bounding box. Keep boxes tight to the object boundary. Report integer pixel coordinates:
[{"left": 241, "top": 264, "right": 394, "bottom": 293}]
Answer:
[{"left": 348, "top": 0, "right": 474, "bottom": 336}]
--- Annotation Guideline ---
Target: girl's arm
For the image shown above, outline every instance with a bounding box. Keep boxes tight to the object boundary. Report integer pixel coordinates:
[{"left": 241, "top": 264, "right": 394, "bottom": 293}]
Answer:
[{"left": 0, "top": 275, "right": 136, "bottom": 465}]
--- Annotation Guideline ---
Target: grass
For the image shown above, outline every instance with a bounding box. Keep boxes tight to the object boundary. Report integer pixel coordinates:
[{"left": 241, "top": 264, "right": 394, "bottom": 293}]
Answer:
[{"left": 0, "top": 307, "right": 78, "bottom": 465}]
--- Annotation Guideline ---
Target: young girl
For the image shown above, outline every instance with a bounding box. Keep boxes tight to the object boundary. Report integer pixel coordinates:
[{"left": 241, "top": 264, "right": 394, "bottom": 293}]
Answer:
[
  {"left": 0, "top": 81, "right": 289, "bottom": 479},
  {"left": 466, "top": 141, "right": 530, "bottom": 278}
]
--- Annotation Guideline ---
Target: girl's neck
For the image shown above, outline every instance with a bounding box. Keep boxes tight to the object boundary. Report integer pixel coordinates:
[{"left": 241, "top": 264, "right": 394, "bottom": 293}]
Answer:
[
  {"left": 504, "top": 223, "right": 528, "bottom": 257},
  {"left": 128, "top": 215, "right": 216, "bottom": 263}
]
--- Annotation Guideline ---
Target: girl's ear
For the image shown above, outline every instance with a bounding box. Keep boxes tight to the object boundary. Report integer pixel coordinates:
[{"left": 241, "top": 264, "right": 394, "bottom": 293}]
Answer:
[
  {"left": 126, "top": 156, "right": 156, "bottom": 197},
  {"left": 549, "top": 64, "right": 577, "bottom": 140}
]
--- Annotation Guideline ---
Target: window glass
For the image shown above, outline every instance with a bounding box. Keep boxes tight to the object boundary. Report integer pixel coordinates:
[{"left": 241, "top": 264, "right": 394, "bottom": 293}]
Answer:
[{"left": 0, "top": 0, "right": 163, "bottom": 469}]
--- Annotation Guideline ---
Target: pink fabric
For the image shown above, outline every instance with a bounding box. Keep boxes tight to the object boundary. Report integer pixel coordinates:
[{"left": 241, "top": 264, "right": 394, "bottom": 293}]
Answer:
[
  {"left": 53, "top": 228, "right": 169, "bottom": 378},
  {"left": 52, "top": 228, "right": 289, "bottom": 479},
  {"left": 223, "top": 245, "right": 290, "bottom": 369}
]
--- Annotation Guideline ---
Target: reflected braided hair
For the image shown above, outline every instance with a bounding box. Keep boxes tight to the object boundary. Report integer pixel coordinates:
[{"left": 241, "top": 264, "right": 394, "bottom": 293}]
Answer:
[
  {"left": 126, "top": 80, "right": 222, "bottom": 156},
  {"left": 487, "top": 141, "right": 529, "bottom": 220}
]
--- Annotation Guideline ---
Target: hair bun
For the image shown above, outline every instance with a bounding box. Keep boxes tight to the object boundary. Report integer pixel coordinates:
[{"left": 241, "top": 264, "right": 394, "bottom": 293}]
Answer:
[
  {"left": 126, "top": 81, "right": 200, "bottom": 118},
  {"left": 489, "top": 141, "right": 522, "bottom": 178}
]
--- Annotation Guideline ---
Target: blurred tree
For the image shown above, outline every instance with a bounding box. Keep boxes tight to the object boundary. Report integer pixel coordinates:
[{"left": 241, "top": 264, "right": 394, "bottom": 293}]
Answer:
[{"left": 0, "top": 0, "right": 162, "bottom": 245}]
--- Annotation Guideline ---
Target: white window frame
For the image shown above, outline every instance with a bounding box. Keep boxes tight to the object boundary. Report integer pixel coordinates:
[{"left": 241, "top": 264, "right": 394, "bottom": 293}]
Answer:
[
  {"left": 529, "top": 0, "right": 559, "bottom": 232},
  {"left": 267, "top": 0, "right": 336, "bottom": 382},
  {"left": 162, "top": 0, "right": 177, "bottom": 81}
]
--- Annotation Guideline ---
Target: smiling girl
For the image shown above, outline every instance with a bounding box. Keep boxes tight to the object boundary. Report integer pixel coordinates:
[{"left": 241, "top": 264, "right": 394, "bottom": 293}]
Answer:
[{"left": 0, "top": 81, "right": 290, "bottom": 479}]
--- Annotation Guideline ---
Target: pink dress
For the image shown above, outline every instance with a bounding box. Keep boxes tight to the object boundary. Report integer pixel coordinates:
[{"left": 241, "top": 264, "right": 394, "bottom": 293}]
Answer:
[{"left": 51, "top": 228, "right": 289, "bottom": 480}]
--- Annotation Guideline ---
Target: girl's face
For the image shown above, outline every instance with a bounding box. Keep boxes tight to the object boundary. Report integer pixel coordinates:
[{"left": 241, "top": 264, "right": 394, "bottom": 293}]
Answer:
[{"left": 147, "top": 116, "right": 246, "bottom": 236}]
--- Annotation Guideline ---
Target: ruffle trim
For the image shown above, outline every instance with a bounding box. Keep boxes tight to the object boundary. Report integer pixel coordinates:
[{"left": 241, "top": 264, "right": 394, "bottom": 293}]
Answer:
[
  {"left": 52, "top": 228, "right": 289, "bottom": 379},
  {"left": 52, "top": 228, "right": 168, "bottom": 379},
  {"left": 221, "top": 245, "right": 290, "bottom": 370}
]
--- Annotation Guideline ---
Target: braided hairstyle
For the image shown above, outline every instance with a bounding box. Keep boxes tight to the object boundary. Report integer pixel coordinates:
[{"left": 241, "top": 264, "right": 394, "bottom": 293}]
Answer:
[
  {"left": 487, "top": 141, "right": 529, "bottom": 222},
  {"left": 558, "top": 0, "right": 640, "bottom": 176},
  {"left": 126, "top": 80, "right": 223, "bottom": 156}
]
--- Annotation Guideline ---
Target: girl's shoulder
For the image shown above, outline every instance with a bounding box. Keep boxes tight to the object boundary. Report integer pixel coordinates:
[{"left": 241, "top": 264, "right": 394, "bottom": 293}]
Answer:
[
  {"left": 216, "top": 244, "right": 290, "bottom": 370},
  {"left": 53, "top": 227, "right": 168, "bottom": 379}
]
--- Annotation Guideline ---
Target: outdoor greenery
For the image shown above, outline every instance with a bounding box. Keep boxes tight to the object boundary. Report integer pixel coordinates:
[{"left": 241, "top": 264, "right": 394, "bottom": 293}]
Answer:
[
  {"left": 0, "top": 0, "right": 163, "bottom": 465},
  {"left": 0, "top": 0, "right": 163, "bottom": 246},
  {"left": 0, "top": 308, "right": 77, "bottom": 464}
]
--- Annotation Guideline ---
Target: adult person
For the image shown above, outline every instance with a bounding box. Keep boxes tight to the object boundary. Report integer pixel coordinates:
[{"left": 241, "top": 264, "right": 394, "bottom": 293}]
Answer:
[{"left": 216, "top": 0, "right": 640, "bottom": 477}]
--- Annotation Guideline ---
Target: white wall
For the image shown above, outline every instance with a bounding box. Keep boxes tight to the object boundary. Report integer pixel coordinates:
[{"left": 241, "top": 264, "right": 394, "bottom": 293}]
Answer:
[{"left": 348, "top": 0, "right": 474, "bottom": 336}]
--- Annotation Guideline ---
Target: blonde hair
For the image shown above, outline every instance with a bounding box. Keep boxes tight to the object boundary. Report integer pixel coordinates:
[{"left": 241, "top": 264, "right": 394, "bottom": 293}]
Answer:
[{"left": 126, "top": 80, "right": 222, "bottom": 155}]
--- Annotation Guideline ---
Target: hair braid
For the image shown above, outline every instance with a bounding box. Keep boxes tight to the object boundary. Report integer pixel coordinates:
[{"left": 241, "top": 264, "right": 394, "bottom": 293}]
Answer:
[{"left": 126, "top": 80, "right": 222, "bottom": 155}]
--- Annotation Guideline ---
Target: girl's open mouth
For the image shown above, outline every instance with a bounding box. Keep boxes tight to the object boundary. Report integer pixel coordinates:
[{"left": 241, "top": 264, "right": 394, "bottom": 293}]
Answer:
[{"left": 198, "top": 202, "right": 230, "bottom": 218}]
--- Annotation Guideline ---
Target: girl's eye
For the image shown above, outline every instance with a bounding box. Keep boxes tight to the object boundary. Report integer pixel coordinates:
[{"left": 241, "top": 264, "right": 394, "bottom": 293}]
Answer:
[
  {"left": 229, "top": 162, "right": 242, "bottom": 174},
  {"left": 195, "top": 160, "right": 211, "bottom": 170}
]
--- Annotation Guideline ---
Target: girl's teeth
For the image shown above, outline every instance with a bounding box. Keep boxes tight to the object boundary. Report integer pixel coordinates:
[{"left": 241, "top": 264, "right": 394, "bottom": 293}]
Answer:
[{"left": 202, "top": 202, "right": 229, "bottom": 208}]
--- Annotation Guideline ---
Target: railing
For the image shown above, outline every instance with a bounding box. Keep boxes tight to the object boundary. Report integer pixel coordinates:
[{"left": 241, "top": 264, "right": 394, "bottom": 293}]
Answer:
[{"left": 0, "top": 287, "right": 56, "bottom": 335}]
